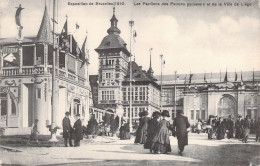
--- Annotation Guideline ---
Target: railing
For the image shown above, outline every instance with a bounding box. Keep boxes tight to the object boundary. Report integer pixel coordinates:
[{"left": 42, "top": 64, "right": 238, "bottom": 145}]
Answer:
[
  {"left": 1, "top": 66, "right": 87, "bottom": 86},
  {"left": 2, "top": 68, "right": 19, "bottom": 76}
]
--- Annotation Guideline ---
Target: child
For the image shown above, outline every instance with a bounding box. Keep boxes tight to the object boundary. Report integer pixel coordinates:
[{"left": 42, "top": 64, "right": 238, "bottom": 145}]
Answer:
[{"left": 27, "top": 119, "right": 39, "bottom": 145}]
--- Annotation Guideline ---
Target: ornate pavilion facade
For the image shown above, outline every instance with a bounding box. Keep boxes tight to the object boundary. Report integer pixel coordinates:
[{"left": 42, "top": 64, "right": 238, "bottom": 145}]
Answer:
[{"left": 0, "top": 5, "right": 90, "bottom": 135}]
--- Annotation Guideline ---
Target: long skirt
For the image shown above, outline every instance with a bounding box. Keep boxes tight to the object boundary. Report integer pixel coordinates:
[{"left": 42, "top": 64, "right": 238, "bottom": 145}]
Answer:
[{"left": 150, "top": 142, "right": 171, "bottom": 154}]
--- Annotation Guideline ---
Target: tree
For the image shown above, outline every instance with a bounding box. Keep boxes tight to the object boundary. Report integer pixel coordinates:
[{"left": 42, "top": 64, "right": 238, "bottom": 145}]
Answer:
[{"left": 85, "top": 116, "right": 99, "bottom": 135}]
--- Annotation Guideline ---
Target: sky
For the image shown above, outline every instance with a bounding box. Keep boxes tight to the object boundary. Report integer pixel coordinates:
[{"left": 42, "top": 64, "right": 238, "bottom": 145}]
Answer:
[{"left": 0, "top": 0, "right": 260, "bottom": 76}]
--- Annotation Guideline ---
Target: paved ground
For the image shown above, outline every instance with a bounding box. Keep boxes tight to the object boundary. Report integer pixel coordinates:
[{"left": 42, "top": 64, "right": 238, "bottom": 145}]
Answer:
[{"left": 0, "top": 133, "right": 260, "bottom": 166}]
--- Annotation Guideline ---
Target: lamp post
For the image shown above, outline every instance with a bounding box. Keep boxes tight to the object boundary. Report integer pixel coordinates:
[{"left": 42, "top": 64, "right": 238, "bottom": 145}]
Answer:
[
  {"left": 160, "top": 54, "right": 163, "bottom": 112},
  {"left": 129, "top": 20, "right": 134, "bottom": 132},
  {"left": 174, "top": 71, "right": 177, "bottom": 118}
]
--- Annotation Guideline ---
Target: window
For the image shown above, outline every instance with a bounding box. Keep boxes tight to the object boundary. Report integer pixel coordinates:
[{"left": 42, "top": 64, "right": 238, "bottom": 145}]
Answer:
[
  {"left": 191, "top": 110, "right": 194, "bottom": 120},
  {"left": 253, "top": 109, "right": 257, "bottom": 120},
  {"left": 1, "top": 99, "right": 7, "bottom": 116},
  {"left": 201, "top": 110, "right": 205, "bottom": 120},
  {"left": 116, "top": 73, "right": 119, "bottom": 78},
  {"left": 11, "top": 100, "right": 16, "bottom": 115},
  {"left": 101, "top": 91, "right": 114, "bottom": 100},
  {"left": 196, "top": 110, "right": 200, "bottom": 120},
  {"left": 106, "top": 73, "right": 111, "bottom": 78}
]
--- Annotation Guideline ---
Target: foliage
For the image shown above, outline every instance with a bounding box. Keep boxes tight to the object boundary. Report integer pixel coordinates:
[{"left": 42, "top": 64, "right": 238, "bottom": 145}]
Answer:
[{"left": 85, "top": 116, "right": 99, "bottom": 135}]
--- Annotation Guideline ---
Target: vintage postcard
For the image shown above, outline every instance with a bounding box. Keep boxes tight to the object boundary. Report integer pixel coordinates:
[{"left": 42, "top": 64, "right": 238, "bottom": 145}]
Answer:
[{"left": 0, "top": 0, "right": 259, "bottom": 165}]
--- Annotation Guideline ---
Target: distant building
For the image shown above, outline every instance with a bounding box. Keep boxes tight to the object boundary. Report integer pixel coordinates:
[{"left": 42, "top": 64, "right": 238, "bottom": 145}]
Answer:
[
  {"left": 156, "top": 71, "right": 260, "bottom": 125},
  {"left": 0, "top": 5, "right": 90, "bottom": 135},
  {"left": 90, "top": 8, "right": 160, "bottom": 128}
]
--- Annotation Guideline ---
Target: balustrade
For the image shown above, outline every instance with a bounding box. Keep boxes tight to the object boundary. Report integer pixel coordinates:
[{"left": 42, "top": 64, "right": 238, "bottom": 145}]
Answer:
[{"left": 1, "top": 66, "right": 86, "bottom": 86}]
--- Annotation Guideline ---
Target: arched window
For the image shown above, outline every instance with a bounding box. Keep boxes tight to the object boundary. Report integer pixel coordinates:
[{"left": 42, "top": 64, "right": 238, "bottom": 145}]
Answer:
[{"left": 73, "top": 99, "right": 80, "bottom": 116}]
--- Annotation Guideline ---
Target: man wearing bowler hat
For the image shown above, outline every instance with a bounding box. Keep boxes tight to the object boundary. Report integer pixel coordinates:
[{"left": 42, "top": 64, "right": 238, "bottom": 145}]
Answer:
[
  {"left": 172, "top": 110, "right": 190, "bottom": 155},
  {"left": 73, "top": 114, "right": 83, "bottom": 147},
  {"left": 62, "top": 112, "right": 71, "bottom": 147}
]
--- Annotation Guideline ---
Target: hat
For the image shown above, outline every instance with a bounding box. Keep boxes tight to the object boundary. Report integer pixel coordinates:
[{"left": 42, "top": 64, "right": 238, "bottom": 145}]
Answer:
[
  {"left": 76, "top": 113, "right": 81, "bottom": 117},
  {"left": 152, "top": 111, "right": 161, "bottom": 118},
  {"left": 65, "top": 112, "right": 70, "bottom": 115},
  {"left": 238, "top": 114, "right": 242, "bottom": 118},
  {"left": 139, "top": 111, "right": 144, "bottom": 117},
  {"left": 34, "top": 119, "right": 39, "bottom": 122},
  {"left": 176, "top": 110, "right": 183, "bottom": 114},
  {"left": 142, "top": 111, "right": 148, "bottom": 116},
  {"left": 161, "top": 110, "right": 170, "bottom": 117}
]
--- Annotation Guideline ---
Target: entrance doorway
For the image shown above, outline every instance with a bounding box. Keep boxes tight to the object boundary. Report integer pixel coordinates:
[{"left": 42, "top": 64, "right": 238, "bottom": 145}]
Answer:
[{"left": 217, "top": 95, "right": 236, "bottom": 118}]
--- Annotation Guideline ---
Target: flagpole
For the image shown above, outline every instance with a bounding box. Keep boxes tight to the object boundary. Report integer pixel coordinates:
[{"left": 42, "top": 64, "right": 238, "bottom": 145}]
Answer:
[
  {"left": 50, "top": 0, "right": 58, "bottom": 142},
  {"left": 129, "top": 20, "right": 134, "bottom": 132},
  {"left": 160, "top": 54, "right": 163, "bottom": 112},
  {"left": 174, "top": 70, "right": 177, "bottom": 118}
]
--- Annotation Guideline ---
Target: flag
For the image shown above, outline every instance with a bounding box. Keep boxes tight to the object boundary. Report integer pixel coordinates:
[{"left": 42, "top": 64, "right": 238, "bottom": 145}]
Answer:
[
  {"left": 235, "top": 71, "right": 238, "bottom": 82},
  {"left": 204, "top": 73, "right": 207, "bottom": 83},
  {"left": 189, "top": 72, "right": 193, "bottom": 84},
  {"left": 224, "top": 69, "right": 228, "bottom": 82},
  {"left": 60, "top": 20, "right": 70, "bottom": 51},
  {"left": 184, "top": 75, "right": 187, "bottom": 88},
  {"left": 81, "top": 34, "right": 89, "bottom": 67},
  {"left": 71, "top": 35, "right": 81, "bottom": 58},
  {"left": 210, "top": 72, "right": 212, "bottom": 83},
  {"left": 133, "top": 30, "right": 137, "bottom": 42},
  {"left": 253, "top": 69, "right": 255, "bottom": 85},
  {"left": 15, "top": 4, "right": 24, "bottom": 28},
  {"left": 240, "top": 71, "right": 243, "bottom": 86},
  {"left": 76, "top": 23, "right": 80, "bottom": 29}
]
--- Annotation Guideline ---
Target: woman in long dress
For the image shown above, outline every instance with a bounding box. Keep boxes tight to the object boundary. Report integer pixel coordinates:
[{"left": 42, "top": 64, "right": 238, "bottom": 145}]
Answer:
[
  {"left": 119, "top": 120, "right": 130, "bottom": 140},
  {"left": 242, "top": 115, "right": 250, "bottom": 143},
  {"left": 135, "top": 111, "right": 150, "bottom": 144},
  {"left": 216, "top": 117, "right": 225, "bottom": 140},
  {"left": 150, "top": 110, "right": 171, "bottom": 154},
  {"left": 134, "top": 111, "right": 144, "bottom": 143},
  {"left": 144, "top": 111, "right": 160, "bottom": 149}
]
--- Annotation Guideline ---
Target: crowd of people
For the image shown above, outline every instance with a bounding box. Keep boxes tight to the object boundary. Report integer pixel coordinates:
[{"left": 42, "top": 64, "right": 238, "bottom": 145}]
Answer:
[
  {"left": 130, "top": 109, "right": 190, "bottom": 155},
  {"left": 206, "top": 114, "right": 260, "bottom": 143}
]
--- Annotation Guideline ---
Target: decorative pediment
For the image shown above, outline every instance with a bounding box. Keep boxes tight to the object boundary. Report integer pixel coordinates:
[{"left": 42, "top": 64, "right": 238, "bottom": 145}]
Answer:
[{"left": 214, "top": 82, "right": 235, "bottom": 89}]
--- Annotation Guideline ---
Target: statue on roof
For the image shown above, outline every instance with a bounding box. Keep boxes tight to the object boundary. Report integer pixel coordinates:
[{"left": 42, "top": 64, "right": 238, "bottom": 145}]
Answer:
[{"left": 15, "top": 4, "right": 24, "bottom": 41}]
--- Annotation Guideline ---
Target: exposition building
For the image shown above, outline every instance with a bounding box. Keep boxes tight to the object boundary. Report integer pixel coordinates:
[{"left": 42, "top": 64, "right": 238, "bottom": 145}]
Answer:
[
  {"left": 0, "top": 5, "right": 90, "bottom": 135},
  {"left": 156, "top": 71, "right": 260, "bottom": 125},
  {"left": 90, "top": 8, "right": 160, "bottom": 128}
]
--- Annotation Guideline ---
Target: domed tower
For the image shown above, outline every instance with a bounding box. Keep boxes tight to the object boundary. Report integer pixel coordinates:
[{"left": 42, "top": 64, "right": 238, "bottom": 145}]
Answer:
[{"left": 95, "top": 7, "right": 130, "bottom": 110}]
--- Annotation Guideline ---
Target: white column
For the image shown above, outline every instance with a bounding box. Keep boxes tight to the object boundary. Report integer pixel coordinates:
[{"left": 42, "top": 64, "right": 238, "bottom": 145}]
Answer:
[
  {"left": 18, "top": 45, "right": 23, "bottom": 74},
  {"left": 43, "top": 44, "right": 48, "bottom": 73},
  {"left": 0, "top": 46, "right": 3, "bottom": 75}
]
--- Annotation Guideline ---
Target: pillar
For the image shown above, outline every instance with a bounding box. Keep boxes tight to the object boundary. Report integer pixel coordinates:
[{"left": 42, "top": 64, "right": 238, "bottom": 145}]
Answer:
[
  {"left": 237, "top": 91, "right": 245, "bottom": 118},
  {"left": 0, "top": 45, "right": 3, "bottom": 75},
  {"left": 43, "top": 44, "right": 48, "bottom": 73},
  {"left": 18, "top": 45, "right": 23, "bottom": 74},
  {"left": 33, "top": 77, "right": 48, "bottom": 134}
]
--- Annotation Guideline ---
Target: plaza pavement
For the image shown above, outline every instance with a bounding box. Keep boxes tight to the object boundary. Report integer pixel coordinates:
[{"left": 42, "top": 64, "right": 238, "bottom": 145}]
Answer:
[{"left": 0, "top": 133, "right": 260, "bottom": 166}]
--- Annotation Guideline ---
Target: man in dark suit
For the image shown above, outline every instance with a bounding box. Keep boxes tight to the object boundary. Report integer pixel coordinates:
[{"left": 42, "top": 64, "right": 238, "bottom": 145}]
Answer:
[
  {"left": 73, "top": 114, "right": 83, "bottom": 147},
  {"left": 62, "top": 112, "right": 71, "bottom": 147},
  {"left": 172, "top": 110, "right": 190, "bottom": 155}
]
